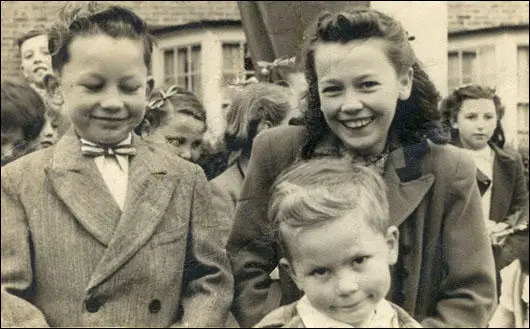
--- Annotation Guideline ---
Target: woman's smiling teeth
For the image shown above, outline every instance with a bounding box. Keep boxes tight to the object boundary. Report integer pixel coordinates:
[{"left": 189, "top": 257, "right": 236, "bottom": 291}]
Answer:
[{"left": 342, "top": 117, "right": 375, "bottom": 129}]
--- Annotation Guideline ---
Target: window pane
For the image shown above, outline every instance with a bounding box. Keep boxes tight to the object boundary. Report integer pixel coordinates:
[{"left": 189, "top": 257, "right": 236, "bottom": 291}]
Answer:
[
  {"left": 478, "top": 46, "right": 495, "bottom": 86},
  {"left": 164, "top": 49, "right": 174, "bottom": 83},
  {"left": 191, "top": 74, "right": 202, "bottom": 100},
  {"left": 518, "top": 46, "right": 529, "bottom": 102},
  {"left": 177, "top": 47, "right": 188, "bottom": 76},
  {"left": 448, "top": 52, "right": 459, "bottom": 92},
  {"left": 191, "top": 45, "right": 201, "bottom": 74},
  {"left": 462, "top": 51, "right": 477, "bottom": 84},
  {"left": 223, "top": 43, "right": 241, "bottom": 73}
]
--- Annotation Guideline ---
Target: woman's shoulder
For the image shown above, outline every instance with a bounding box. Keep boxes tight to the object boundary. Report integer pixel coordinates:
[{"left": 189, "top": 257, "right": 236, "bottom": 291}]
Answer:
[
  {"left": 254, "top": 301, "right": 301, "bottom": 328},
  {"left": 426, "top": 141, "right": 475, "bottom": 173}
]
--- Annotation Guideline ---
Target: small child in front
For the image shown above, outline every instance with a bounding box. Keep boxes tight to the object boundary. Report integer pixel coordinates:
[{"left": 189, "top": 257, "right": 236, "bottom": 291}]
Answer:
[
  {"left": 1, "top": 3, "right": 232, "bottom": 327},
  {"left": 255, "top": 157, "right": 421, "bottom": 328}
]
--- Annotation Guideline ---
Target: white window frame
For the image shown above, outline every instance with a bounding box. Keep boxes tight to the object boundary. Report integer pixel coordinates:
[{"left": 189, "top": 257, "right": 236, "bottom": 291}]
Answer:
[{"left": 151, "top": 26, "right": 247, "bottom": 145}]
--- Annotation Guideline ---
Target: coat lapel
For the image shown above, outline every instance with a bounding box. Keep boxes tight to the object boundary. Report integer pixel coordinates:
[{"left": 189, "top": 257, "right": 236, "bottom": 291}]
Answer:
[
  {"left": 490, "top": 145, "right": 516, "bottom": 221},
  {"left": 45, "top": 129, "right": 122, "bottom": 246},
  {"left": 384, "top": 140, "right": 435, "bottom": 227},
  {"left": 86, "top": 137, "right": 177, "bottom": 292}
]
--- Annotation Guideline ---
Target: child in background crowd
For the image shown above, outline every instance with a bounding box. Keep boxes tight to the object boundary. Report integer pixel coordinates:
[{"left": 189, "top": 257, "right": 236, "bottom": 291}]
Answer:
[
  {"left": 139, "top": 84, "right": 207, "bottom": 163},
  {"left": 440, "top": 84, "right": 529, "bottom": 292},
  {"left": 1, "top": 3, "right": 232, "bottom": 327},
  {"left": 1, "top": 77, "right": 47, "bottom": 166},
  {"left": 255, "top": 157, "right": 421, "bottom": 328},
  {"left": 211, "top": 82, "right": 294, "bottom": 210},
  {"left": 227, "top": 8, "right": 496, "bottom": 328}
]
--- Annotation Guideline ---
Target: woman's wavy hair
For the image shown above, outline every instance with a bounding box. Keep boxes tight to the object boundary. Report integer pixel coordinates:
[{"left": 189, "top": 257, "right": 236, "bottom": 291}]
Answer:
[
  {"left": 300, "top": 9, "right": 447, "bottom": 158},
  {"left": 225, "top": 82, "right": 293, "bottom": 156},
  {"left": 440, "top": 84, "right": 506, "bottom": 148},
  {"left": 47, "top": 1, "right": 154, "bottom": 73}
]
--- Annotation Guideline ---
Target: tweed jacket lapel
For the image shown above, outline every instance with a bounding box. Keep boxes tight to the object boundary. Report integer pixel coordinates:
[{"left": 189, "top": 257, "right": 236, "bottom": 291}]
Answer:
[
  {"left": 490, "top": 144, "right": 516, "bottom": 222},
  {"left": 45, "top": 128, "right": 122, "bottom": 246},
  {"left": 384, "top": 139, "right": 435, "bottom": 227},
  {"left": 86, "top": 136, "right": 177, "bottom": 292}
]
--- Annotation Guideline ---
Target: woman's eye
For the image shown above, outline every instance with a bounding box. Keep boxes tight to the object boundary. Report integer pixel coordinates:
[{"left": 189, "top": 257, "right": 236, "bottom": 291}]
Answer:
[
  {"left": 359, "top": 81, "right": 379, "bottom": 90},
  {"left": 321, "top": 86, "right": 341, "bottom": 94}
]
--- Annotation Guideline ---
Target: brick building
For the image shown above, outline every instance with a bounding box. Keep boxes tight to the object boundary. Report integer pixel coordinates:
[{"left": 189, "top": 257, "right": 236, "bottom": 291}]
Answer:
[{"left": 1, "top": 1, "right": 528, "bottom": 148}]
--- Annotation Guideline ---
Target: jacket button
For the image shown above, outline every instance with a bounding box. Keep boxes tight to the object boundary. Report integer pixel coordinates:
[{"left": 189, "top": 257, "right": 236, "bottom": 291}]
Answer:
[
  {"left": 85, "top": 297, "right": 104, "bottom": 313},
  {"left": 149, "top": 299, "right": 161, "bottom": 314}
]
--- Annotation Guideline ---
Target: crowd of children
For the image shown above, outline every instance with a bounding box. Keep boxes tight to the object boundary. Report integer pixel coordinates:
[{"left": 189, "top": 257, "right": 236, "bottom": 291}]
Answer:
[{"left": 1, "top": 2, "right": 528, "bottom": 328}]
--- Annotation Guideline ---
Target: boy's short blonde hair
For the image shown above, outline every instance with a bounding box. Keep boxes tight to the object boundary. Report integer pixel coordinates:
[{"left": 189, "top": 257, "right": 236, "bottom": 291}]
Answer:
[{"left": 269, "top": 156, "right": 390, "bottom": 261}]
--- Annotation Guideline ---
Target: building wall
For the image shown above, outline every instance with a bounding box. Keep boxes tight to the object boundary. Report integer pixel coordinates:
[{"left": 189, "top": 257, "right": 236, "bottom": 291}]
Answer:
[
  {"left": 448, "top": 1, "right": 529, "bottom": 33},
  {"left": 0, "top": 1, "right": 240, "bottom": 78}
]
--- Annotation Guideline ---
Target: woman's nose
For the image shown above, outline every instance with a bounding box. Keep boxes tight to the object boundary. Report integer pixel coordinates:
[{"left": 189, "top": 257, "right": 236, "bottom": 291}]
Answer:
[{"left": 340, "top": 90, "right": 363, "bottom": 113}]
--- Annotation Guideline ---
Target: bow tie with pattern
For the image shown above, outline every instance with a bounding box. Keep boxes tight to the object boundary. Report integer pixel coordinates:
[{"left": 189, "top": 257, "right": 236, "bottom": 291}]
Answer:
[{"left": 81, "top": 141, "right": 136, "bottom": 158}]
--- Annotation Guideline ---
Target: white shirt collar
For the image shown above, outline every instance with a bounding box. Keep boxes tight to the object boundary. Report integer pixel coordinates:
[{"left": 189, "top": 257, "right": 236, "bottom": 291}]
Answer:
[{"left": 296, "top": 295, "right": 398, "bottom": 328}]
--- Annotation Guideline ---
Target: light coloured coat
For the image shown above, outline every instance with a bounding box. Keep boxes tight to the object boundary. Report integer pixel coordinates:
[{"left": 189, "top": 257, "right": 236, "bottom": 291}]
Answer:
[{"left": 1, "top": 129, "right": 234, "bottom": 327}]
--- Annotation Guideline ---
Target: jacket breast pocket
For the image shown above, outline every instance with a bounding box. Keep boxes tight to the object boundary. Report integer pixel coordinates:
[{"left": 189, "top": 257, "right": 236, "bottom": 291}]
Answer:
[{"left": 150, "top": 226, "right": 187, "bottom": 248}]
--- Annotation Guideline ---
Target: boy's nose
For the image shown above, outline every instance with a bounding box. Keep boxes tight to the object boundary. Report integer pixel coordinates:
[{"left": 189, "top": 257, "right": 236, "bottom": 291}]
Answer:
[
  {"left": 335, "top": 271, "right": 360, "bottom": 296},
  {"left": 100, "top": 96, "right": 125, "bottom": 112}
]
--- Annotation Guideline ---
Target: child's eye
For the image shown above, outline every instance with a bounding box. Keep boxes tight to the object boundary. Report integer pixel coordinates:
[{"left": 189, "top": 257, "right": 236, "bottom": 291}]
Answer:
[
  {"left": 191, "top": 140, "right": 202, "bottom": 149},
  {"left": 166, "top": 136, "right": 186, "bottom": 147},
  {"left": 310, "top": 267, "right": 330, "bottom": 278},
  {"left": 484, "top": 114, "right": 495, "bottom": 120},
  {"left": 464, "top": 114, "right": 477, "bottom": 120},
  {"left": 81, "top": 84, "right": 104, "bottom": 92},
  {"left": 352, "top": 256, "right": 369, "bottom": 265},
  {"left": 23, "top": 50, "right": 34, "bottom": 60},
  {"left": 121, "top": 84, "right": 142, "bottom": 93}
]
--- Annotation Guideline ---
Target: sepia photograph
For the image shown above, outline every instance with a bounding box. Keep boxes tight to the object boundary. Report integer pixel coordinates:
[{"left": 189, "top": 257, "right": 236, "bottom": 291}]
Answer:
[{"left": 0, "top": 1, "right": 528, "bottom": 327}]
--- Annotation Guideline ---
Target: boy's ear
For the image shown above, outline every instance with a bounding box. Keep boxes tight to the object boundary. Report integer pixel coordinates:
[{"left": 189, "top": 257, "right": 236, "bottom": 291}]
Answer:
[
  {"left": 398, "top": 67, "right": 414, "bottom": 101},
  {"left": 146, "top": 76, "right": 155, "bottom": 97},
  {"left": 386, "top": 226, "right": 400, "bottom": 265}
]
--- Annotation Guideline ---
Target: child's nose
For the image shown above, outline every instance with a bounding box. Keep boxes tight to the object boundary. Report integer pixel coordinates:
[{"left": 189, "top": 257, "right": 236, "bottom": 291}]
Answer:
[
  {"left": 100, "top": 94, "right": 124, "bottom": 112},
  {"left": 177, "top": 148, "right": 192, "bottom": 161},
  {"left": 335, "top": 271, "right": 360, "bottom": 296}
]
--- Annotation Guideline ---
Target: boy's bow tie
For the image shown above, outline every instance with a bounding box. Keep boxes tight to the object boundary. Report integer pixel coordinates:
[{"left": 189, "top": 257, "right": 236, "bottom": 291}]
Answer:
[{"left": 81, "top": 141, "right": 136, "bottom": 157}]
